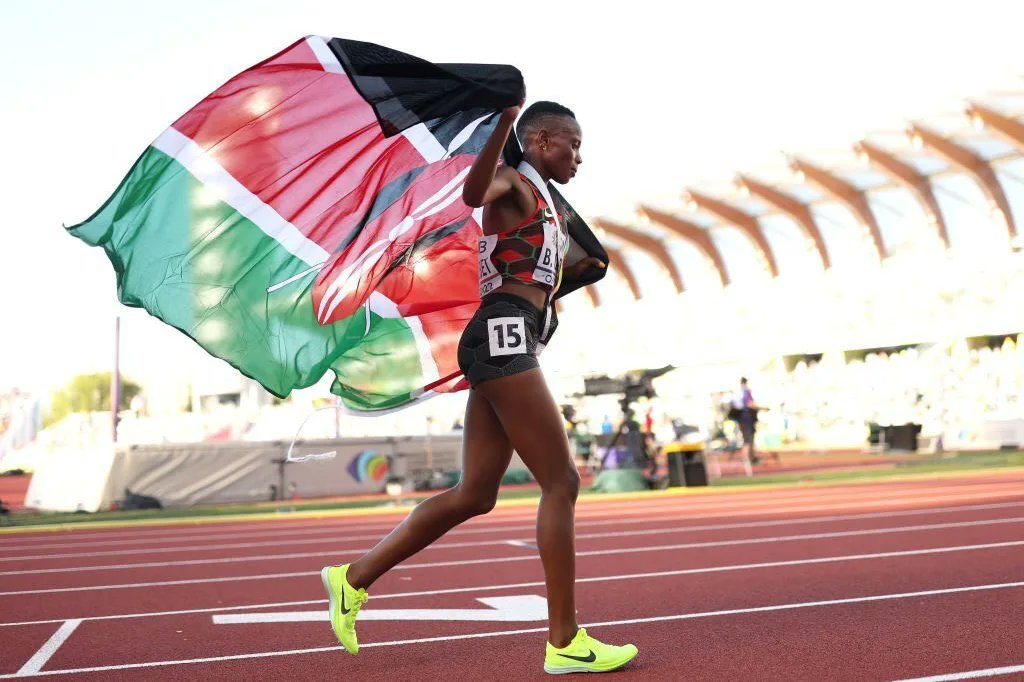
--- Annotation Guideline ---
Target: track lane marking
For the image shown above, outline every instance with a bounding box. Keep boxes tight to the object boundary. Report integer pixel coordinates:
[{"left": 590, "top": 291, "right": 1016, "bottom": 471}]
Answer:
[
  {"left": 5, "top": 482, "right": 1021, "bottom": 552},
  {"left": 1, "top": 582, "right": 1021, "bottom": 678},
  {"left": 2, "top": 539, "right": 1023, "bottom": 621},
  {"left": 5, "top": 468, "right": 1020, "bottom": 536},
  {"left": 8, "top": 512, "right": 1024, "bottom": 577},
  {"left": 893, "top": 663, "right": 1024, "bottom": 681},
  {"left": 6, "top": 496, "right": 1023, "bottom": 562},
  {"left": 14, "top": 620, "right": 81, "bottom": 676}
]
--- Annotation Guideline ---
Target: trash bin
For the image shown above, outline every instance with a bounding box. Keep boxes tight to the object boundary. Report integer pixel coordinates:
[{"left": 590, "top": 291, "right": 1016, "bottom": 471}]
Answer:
[
  {"left": 871, "top": 423, "right": 921, "bottom": 452},
  {"left": 888, "top": 423, "right": 920, "bottom": 451},
  {"left": 664, "top": 443, "right": 708, "bottom": 487}
]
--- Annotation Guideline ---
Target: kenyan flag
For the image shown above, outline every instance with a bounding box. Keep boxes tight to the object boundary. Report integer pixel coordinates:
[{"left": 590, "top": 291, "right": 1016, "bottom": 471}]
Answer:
[{"left": 68, "top": 36, "right": 524, "bottom": 412}]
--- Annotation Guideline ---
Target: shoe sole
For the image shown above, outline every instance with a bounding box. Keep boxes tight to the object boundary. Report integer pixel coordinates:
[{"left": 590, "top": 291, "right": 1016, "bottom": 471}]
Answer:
[{"left": 543, "top": 653, "right": 637, "bottom": 675}]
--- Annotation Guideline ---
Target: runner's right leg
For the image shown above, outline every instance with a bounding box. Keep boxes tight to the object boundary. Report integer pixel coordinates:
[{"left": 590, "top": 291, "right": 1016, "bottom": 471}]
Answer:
[{"left": 476, "top": 367, "right": 638, "bottom": 674}]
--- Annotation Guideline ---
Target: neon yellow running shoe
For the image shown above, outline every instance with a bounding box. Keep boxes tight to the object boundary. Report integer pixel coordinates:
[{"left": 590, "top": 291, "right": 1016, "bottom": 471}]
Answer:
[
  {"left": 320, "top": 564, "right": 368, "bottom": 655},
  {"left": 543, "top": 628, "right": 638, "bottom": 674}
]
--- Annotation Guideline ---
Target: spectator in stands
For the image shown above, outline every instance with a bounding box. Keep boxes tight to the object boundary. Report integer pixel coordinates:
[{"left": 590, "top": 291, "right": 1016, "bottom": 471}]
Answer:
[
  {"left": 730, "top": 377, "right": 760, "bottom": 465},
  {"left": 566, "top": 414, "right": 595, "bottom": 469}
]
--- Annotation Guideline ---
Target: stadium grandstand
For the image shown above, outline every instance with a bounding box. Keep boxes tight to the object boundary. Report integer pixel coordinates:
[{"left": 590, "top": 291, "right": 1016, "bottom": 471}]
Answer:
[
  {"left": 546, "top": 92, "right": 1024, "bottom": 452},
  {"left": 6, "top": 89, "right": 1024, "bottom": 499}
]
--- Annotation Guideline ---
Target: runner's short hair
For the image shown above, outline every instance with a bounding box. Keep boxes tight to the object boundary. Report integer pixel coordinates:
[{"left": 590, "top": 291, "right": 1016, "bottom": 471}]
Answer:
[{"left": 516, "top": 101, "right": 576, "bottom": 144}]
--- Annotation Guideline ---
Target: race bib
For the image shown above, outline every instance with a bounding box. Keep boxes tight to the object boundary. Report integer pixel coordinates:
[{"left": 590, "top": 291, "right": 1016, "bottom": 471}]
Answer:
[
  {"left": 487, "top": 317, "right": 527, "bottom": 357},
  {"left": 478, "top": 235, "right": 501, "bottom": 297}
]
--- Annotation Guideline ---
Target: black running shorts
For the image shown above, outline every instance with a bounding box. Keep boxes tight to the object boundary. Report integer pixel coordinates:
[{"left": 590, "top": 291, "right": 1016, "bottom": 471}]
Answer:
[{"left": 457, "top": 293, "right": 558, "bottom": 388}]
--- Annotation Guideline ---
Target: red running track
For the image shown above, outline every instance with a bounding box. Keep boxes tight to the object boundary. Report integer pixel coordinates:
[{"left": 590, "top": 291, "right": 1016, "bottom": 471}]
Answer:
[{"left": 1, "top": 471, "right": 1023, "bottom": 680}]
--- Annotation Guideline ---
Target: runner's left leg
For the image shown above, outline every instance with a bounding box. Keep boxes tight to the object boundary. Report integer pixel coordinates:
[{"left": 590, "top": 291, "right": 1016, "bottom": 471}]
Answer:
[{"left": 346, "top": 389, "right": 514, "bottom": 590}]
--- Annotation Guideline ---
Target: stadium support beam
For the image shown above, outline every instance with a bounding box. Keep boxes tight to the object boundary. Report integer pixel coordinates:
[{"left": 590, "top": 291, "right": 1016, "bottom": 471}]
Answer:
[
  {"left": 639, "top": 206, "right": 730, "bottom": 286},
  {"left": 966, "top": 102, "right": 1024, "bottom": 154},
  {"left": 735, "top": 175, "right": 831, "bottom": 269},
  {"left": 855, "top": 140, "right": 951, "bottom": 248},
  {"left": 910, "top": 123, "right": 1017, "bottom": 239},
  {"left": 593, "top": 218, "right": 684, "bottom": 294},
  {"left": 789, "top": 157, "right": 887, "bottom": 260},
  {"left": 557, "top": 286, "right": 601, "bottom": 310},
  {"left": 685, "top": 190, "right": 779, "bottom": 277},
  {"left": 601, "top": 243, "right": 641, "bottom": 300}
]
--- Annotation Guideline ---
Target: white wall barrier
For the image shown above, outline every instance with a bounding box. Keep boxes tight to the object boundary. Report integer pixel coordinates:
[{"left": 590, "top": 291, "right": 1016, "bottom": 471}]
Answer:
[{"left": 25, "top": 434, "right": 530, "bottom": 512}]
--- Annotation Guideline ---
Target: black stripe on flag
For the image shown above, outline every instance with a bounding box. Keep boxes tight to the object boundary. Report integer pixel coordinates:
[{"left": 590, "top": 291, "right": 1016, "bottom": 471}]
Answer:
[
  {"left": 328, "top": 38, "right": 524, "bottom": 137},
  {"left": 324, "top": 35, "right": 606, "bottom": 300},
  {"left": 332, "top": 111, "right": 500, "bottom": 255}
]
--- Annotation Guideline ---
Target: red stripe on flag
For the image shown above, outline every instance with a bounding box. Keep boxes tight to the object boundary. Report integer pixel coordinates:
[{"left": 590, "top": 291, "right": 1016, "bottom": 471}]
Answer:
[
  {"left": 170, "top": 38, "right": 429, "bottom": 254},
  {"left": 312, "top": 155, "right": 480, "bottom": 324},
  {"left": 419, "top": 303, "right": 479, "bottom": 381},
  {"left": 375, "top": 222, "right": 483, "bottom": 378}
]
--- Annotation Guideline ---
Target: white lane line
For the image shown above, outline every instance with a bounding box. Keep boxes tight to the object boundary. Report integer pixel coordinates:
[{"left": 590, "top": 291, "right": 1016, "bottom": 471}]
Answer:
[
  {"left": 1, "top": 582, "right": 1021, "bottom": 678},
  {"left": 1, "top": 537, "right": 1022, "bottom": 599},
  {"left": 893, "top": 664, "right": 1024, "bottom": 681},
  {"left": 0, "top": 514, "right": 436, "bottom": 548},
  {"left": 0, "top": 519, "right": 409, "bottom": 554},
  {"left": 5, "top": 483, "right": 1019, "bottom": 552},
  {"left": 9, "top": 475, "right": 1024, "bottom": 548},
  {"left": 213, "top": 594, "right": 549, "bottom": 624},
  {"left": 3, "top": 540, "right": 1024, "bottom": 627},
  {"left": 5, "top": 515, "right": 1024, "bottom": 576},
  {"left": 14, "top": 620, "right": 81, "bottom": 676},
  {"left": 1, "top": 499, "right": 744, "bottom": 557},
  {"left": 7, "top": 498, "right": 1024, "bottom": 564},
  {"left": 0, "top": 492, "right": 920, "bottom": 557}
]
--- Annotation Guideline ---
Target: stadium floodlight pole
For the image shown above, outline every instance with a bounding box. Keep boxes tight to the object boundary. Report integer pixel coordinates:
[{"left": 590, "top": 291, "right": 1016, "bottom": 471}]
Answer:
[
  {"left": 684, "top": 189, "right": 780, "bottom": 277},
  {"left": 908, "top": 122, "right": 1019, "bottom": 240},
  {"left": 734, "top": 175, "right": 831, "bottom": 269},
  {"left": 112, "top": 315, "right": 121, "bottom": 443},
  {"left": 854, "top": 141, "right": 951, "bottom": 248}
]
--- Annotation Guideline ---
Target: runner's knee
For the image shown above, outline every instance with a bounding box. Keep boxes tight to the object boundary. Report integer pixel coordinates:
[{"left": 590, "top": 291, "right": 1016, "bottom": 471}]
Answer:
[
  {"left": 542, "top": 467, "right": 580, "bottom": 501},
  {"left": 453, "top": 487, "right": 498, "bottom": 518}
]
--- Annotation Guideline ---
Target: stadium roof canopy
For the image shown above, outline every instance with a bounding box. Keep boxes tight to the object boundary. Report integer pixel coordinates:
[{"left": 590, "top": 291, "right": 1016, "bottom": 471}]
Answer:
[{"left": 585, "top": 91, "right": 1024, "bottom": 305}]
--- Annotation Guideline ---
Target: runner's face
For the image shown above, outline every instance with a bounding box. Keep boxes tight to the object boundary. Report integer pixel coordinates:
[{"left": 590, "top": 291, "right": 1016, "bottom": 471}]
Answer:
[{"left": 541, "top": 119, "right": 583, "bottom": 185}]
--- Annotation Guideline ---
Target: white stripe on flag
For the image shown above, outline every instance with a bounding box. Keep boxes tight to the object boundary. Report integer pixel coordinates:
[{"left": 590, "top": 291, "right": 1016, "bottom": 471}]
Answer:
[
  {"left": 306, "top": 36, "right": 345, "bottom": 74},
  {"left": 316, "top": 167, "right": 472, "bottom": 323},
  {"left": 367, "top": 293, "right": 441, "bottom": 386},
  {"left": 405, "top": 315, "right": 441, "bottom": 385},
  {"left": 153, "top": 127, "right": 329, "bottom": 267},
  {"left": 407, "top": 167, "right": 473, "bottom": 224},
  {"left": 443, "top": 113, "right": 491, "bottom": 158},
  {"left": 403, "top": 123, "right": 447, "bottom": 162}
]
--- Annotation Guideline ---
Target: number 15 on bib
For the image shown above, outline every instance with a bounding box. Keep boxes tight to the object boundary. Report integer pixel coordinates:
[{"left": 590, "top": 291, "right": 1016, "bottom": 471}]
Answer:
[{"left": 487, "top": 317, "right": 527, "bottom": 357}]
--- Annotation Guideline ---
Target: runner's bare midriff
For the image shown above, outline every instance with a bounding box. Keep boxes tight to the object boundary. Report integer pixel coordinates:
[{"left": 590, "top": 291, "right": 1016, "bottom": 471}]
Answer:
[{"left": 491, "top": 280, "right": 547, "bottom": 310}]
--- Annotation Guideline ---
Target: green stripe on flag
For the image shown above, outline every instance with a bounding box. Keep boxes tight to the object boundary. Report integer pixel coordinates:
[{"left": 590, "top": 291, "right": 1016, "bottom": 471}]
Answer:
[
  {"left": 69, "top": 146, "right": 427, "bottom": 405},
  {"left": 331, "top": 313, "right": 426, "bottom": 411}
]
